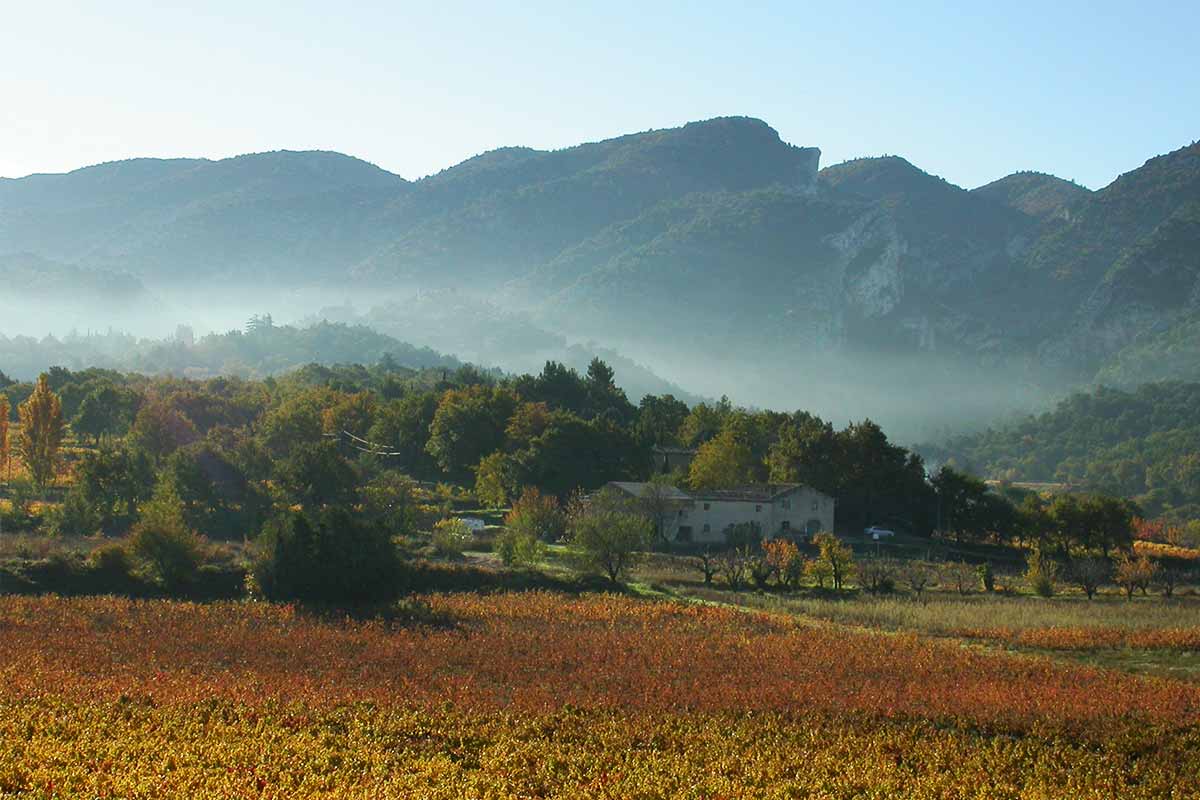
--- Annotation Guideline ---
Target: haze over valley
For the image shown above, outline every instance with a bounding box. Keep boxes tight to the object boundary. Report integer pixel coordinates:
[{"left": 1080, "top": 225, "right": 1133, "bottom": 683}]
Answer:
[{"left": 3, "top": 117, "right": 1198, "bottom": 440}]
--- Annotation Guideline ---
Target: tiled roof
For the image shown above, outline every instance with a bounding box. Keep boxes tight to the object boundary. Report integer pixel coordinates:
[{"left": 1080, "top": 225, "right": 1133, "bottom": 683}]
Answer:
[
  {"left": 691, "top": 484, "right": 808, "bottom": 502},
  {"left": 607, "top": 482, "right": 693, "bottom": 501}
]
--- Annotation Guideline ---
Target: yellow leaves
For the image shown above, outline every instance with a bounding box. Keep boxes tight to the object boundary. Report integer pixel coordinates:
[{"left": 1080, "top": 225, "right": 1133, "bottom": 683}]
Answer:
[{"left": 2, "top": 594, "right": 1200, "bottom": 796}]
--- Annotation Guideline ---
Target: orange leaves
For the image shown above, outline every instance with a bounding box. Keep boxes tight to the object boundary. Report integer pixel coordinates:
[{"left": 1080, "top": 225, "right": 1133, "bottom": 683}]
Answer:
[
  {"left": 2, "top": 594, "right": 1200, "bottom": 796},
  {"left": 2, "top": 593, "right": 1199, "bottom": 727}
]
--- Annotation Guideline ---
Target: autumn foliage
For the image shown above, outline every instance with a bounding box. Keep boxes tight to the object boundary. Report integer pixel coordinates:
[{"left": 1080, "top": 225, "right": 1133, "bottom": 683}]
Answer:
[{"left": 1, "top": 593, "right": 1199, "bottom": 797}]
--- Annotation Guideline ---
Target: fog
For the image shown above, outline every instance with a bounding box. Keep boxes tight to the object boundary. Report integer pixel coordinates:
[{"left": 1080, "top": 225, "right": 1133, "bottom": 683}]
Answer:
[{"left": 0, "top": 281, "right": 1061, "bottom": 445}]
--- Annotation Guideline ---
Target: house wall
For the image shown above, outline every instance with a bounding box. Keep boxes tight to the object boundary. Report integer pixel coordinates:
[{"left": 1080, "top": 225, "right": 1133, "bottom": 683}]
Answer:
[{"left": 685, "top": 487, "right": 835, "bottom": 544}]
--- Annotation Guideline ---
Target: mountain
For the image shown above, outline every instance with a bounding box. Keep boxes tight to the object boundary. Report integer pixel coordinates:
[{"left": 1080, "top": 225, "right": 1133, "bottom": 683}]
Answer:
[
  {"left": 924, "top": 381, "right": 1200, "bottom": 521},
  {"left": 971, "top": 171, "right": 1088, "bottom": 221},
  {"left": 0, "top": 252, "right": 144, "bottom": 300},
  {"left": 2, "top": 120, "right": 1199, "bottom": 435},
  {"left": 0, "top": 151, "right": 408, "bottom": 279}
]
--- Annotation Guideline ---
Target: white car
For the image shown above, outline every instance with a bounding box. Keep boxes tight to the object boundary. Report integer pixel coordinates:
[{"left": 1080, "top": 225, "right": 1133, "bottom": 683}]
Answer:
[{"left": 864, "top": 526, "right": 896, "bottom": 540}]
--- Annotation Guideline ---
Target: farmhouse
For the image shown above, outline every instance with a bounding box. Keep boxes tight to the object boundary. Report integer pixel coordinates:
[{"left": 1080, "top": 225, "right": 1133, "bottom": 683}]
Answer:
[{"left": 608, "top": 482, "right": 835, "bottom": 545}]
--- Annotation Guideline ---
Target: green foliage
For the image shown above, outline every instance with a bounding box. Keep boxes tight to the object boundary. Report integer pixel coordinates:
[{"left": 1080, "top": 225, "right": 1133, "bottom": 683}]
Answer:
[
  {"left": 566, "top": 487, "right": 652, "bottom": 583},
  {"left": 1024, "top": 550, "right": 1059, "bottom": 598},
  {"left": 251, "top": 507, "right": 402, "bottom": 606},
  {"left": 431, "top": 518, "right": 473, "bottom": 558},
  {"left": 504, "top": 487, "right": 566, "bottom": 542},
  {"left": 273, "top": 441, "right": 358, "bottom": 510},
  {"left": 127, "top": 485, "right": 205, "bottom": 590},
  {"left": 496, "top": 526, "right": 545, "bottom": 568},
  {"left": 935, "top": 382, "right": 1200, "bottom": 521}
]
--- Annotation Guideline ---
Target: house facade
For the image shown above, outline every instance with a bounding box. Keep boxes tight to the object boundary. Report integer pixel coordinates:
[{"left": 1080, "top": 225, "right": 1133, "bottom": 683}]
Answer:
[{"left": 608, "top": 482, "right": 835, "bottom": 545}]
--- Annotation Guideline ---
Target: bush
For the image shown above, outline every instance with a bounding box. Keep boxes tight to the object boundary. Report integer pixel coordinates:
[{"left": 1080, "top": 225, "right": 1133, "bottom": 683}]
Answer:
[
  {"left": 496, "top": 525, "right": 545, "bottom": 568},
  {"left": 859, "top": 559, "right": 898, "bottom": 594},
  {"left": 431, "top": 518, "right": 473, "bottom": 558},
  {"left": 127, "top": 486, "right": 204, "bottom": 591},
  {"left": 44, "top": 488, "right": 102, "bottom": 537},
  {"left": 1024, "top": 551, "right": 1059, "bottom": 598},
  {"left": 86, "top": 542, "right": 133, "bottom": 578},
  {"left": 976, "top": 562, "right": 995, "bottom": 592},
  {"left": 252, "top": 507, "right": 402, "bottom": 606},
  {"left": 505, "top": 488, "right": 566, "bottom": 542}
]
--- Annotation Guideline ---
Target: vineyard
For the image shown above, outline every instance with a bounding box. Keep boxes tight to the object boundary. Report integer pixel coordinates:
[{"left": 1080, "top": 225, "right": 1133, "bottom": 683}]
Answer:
[{"left": 2, "top": 593, "right": 1199, "bottom": 798}]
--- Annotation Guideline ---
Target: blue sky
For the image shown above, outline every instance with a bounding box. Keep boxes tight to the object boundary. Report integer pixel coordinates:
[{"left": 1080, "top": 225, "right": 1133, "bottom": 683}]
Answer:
[{"left": 2, "top": 0, "right": 1197, "bottom": 188}]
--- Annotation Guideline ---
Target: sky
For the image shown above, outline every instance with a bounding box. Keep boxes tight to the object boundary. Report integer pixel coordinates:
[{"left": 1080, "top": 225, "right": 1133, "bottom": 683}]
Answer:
[{"left": 2, "top": 0, "right": 1197, "bottom": 190}]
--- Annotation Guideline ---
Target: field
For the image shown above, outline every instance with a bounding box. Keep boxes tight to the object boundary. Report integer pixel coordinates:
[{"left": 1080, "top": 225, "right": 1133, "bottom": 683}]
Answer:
[{"left": 2, "top": 592, "right": 1200, "bottom": 798}]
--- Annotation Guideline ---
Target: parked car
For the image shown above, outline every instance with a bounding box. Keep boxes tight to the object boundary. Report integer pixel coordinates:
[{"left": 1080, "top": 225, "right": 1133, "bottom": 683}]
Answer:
[{"left": 864, "top": 526, "right": 896, "bottom": 540}]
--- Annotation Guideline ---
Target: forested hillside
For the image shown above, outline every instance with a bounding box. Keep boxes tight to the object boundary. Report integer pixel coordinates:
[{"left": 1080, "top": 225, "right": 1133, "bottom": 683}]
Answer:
[
  {"left": 3, "top": 119, "right": 1199, "bottom": 434},
  {"left": 928, "top": 382, "right": 1200, "bottom": 520},
  {"left": 0, "top": 319, "right": 459, "bottom": 382}
]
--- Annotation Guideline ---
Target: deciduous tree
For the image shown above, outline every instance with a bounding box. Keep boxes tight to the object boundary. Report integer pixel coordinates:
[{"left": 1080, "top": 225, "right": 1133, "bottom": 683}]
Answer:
[{"left": 17, "top": 374, "right": 65, "bottom": 491}]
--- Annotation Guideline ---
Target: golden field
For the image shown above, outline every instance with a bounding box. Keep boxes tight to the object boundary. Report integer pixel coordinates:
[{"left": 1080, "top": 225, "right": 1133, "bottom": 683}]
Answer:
[{"left": 2, "top": 593, "right": 1199, "bottom": 798}]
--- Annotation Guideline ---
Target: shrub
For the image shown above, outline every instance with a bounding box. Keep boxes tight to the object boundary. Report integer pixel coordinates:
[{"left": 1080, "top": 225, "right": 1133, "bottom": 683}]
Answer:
[
  {"left": 86, "top": 542, "right": 133, "bottom": 578},
  {"left": 496, "top": 525, "right": 545, "bottom": 568},
  {"left": 127, "top": 486, "right": 204, "bottom": 591},
  {"left": 859, "top": 559, "right": 898, "bottom": 595},
  {"left": 505, "top": 487, "right": 566, "bottom": 542},
  {"left": 44, "top": 488, "right": 102, "bottom": 537},
  {"left": 976, "top": 562, "right": 996, "bottom": 593},
  {"left": 431, "top": 518, "right": 473, "bottom": 558},
  {"left": 1024, "top": 551, "right": 1059, "bottom": 598},
  {"left": 252, "top": 507, "right": 402, "bottom": 606}
]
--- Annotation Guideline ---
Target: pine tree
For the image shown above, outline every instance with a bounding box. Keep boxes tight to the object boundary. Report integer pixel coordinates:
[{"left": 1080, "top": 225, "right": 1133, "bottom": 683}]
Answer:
[{"left": 18, "top": 374, "right": 66, "bottom": 491}]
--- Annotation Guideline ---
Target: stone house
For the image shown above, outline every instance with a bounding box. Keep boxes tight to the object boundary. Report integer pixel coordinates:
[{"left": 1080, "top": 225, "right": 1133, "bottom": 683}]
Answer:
[{"left": 607, "top": 482, "right": 835, "bottom": 545}]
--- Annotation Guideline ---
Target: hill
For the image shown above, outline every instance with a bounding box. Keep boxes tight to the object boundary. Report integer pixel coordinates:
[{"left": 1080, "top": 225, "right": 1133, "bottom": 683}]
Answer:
[
  {"left": 3, "top": 120, "right": 1200, "bottom": 433},
  {"left": 926, "top": 382, "right": 1200, "bottom": 520}
]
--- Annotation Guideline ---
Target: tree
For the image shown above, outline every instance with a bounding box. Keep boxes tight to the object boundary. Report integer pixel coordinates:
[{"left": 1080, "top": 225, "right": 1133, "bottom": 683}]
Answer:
[
  {"left": 944, "top": 561, "right": 977, "bottom": 595},
  {"left": 475, "top": 451, "right": 518, "bottom": 508},
  {"left": 764, "top": 538, "right": 803, "bottom": 588},
  {"left": 127, "top": 484, "right": 205, "bottom": 591},
  {"left": 566, "top": 487, "right": 652, "bottom": 583},
  {"left": 812, "top": 533, "right": 855, "bottom": 591},
  {"left": 128, "top": 396, "right": 199, "bottom": 463},
  {"left": 72, "top": 445, "right": 156, "bottom": 533},
  {"left": 0, "top": 395, "right": 9, "bottom": 481},
  {"left": 1069, "top": 556, "right": 1110, "bottom": 600},
  {"left": 425, "top": 385, "right": 517, "bottom": 479},
  {"left": 859, "top": 558, "right": 898, "bottom": 594},
  {"left": 431, "top": 518, "right": 472, "bottom": 558},
  {"left": 72, "top": 385, "right": 134, "bottom": 444},
  {"left": 17, "top": 374, "right": 65, "bottom": 491},
  {"left": 688, "top": 421, "right": 758, "bottom": 490},
  {"left": 1113, "top": 551, "right": 1157, "bottom": 600},
  {"left": 635, "top": 394, "right": 689, "bottom": 448},
  {"left": 1025, "top": 549, "right": 1059, "bottom": 597},
  {"left": 900, "top": 563, "right": 935, "bottom": 599},
  {"left": 252, "top": 507, "right": 402, "bottom": 606},
  {"left": 274, "top": 441, "right": 358, "bottom": 510},
  {"left": 638, "top": 474, "right": 683, "bottom": 549}
]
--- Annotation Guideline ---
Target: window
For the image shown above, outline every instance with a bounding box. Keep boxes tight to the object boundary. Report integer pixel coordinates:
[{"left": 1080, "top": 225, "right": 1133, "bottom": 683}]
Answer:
[
  {"left": 755, "top": 504, "right": 762, "bottom": 513},
  {"left": 781, "top": 520, "right": 791, "bottom": 531},
  {"left": 702, "top": 523, "right": 711, "bottom": 533},
  {"left": 703, "top": 503, "right": 711, "bottom": 511}
]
